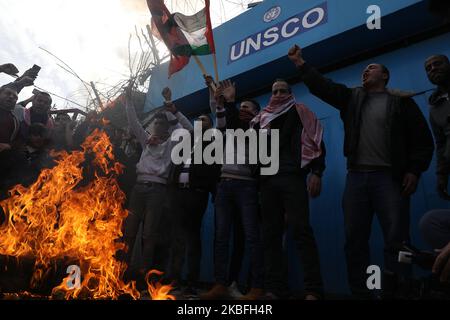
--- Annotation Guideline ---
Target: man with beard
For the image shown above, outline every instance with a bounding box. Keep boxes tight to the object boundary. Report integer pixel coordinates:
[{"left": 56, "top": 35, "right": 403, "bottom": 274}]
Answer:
[{"left": 288, "top": 44, "right": 434, "bottom": 298}]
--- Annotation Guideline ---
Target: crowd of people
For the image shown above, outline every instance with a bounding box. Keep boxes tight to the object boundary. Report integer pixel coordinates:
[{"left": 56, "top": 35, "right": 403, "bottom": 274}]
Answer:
[
  {"left": 0, "top": 65, "right": 140, "bottom": 219},
  {"left": 1, "top": 44, "right": 450, "bottom": 300}
]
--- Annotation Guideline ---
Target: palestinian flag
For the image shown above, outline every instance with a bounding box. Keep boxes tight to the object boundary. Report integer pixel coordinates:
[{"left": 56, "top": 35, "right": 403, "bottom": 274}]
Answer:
[
  {"left": 173, "top": 0, "right": 215, "bottom": 56},
  {"left": 147, "top": 0, "right": 216, "bottom": 77}
]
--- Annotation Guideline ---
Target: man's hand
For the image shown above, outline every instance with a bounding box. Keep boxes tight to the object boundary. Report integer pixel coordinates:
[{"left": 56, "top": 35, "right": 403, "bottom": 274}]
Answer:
[
  {"left": 164, "top": 101, "right": 177, "bottom": 114},
  {"left": 307, "top": 173, "right": 322, "bottom": 198},
  {"left": 161, "top": 87, "right": 172, "bottom": 102},
  {"left": 204, "top": 74, "right": 215, "bottom": 88},
  {"left": 15, "top": 76, "right": 35, "bottom": 88},
  {"left": 437, "top": 174, "right": 450, "bottom": 200},
  {"left": 22, "top": 66, "right": 39, "bottom": 79},
  {"left": 0, "top": 143, "right": 12, "bottom": 153},
  {"left": 433, "top": 241, "right": 450, "bottom": 283},
  {"left": 214, "top": 84, "right": 225, "bottom": 107},
  {"left": 20, "top": 95, "right": 35, "bottom": 107},
  {"left": 220, "top": 79, "right": 236, "bottom": 103},
  {"left": 204, "top": 74, "right": 218, "bottom": 93},
  {"left": 288, "top": 44, "right": 305, "bottom": 67},
  {"left": 0, "top": 63, "right": 19, "bottom": 76},
  {"left": 402, "top": 173, "right": 418, "bottom": 197}
]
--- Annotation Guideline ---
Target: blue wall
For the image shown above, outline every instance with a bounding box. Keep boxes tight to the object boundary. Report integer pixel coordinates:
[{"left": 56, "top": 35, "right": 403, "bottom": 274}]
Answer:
[
  {"left": 143, "top": 0, "right": 450, "bottom": 295},
  {"left": 197, "top": 32, "right": 450, "bottom": 295},
  {"left": 145, "top": 0, "right": 423, "bottom": 111}
]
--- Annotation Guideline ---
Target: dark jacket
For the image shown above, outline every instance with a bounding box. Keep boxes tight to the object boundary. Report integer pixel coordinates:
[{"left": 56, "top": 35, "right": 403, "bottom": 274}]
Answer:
[
  {"left": 0, "top": 108, "right": 21, "bottom": 192},
  {"left": 221, "top": 101, "right": 326, "bottom": 179},
  {"left": 298, "top": 63, "right": 434, "bottom": 179},
  {"left": 168, "top": 131, "right": 221, "bottom": 193},
  {"left": 428, "top": 88, "right": 450, "bottom": 177},
  {"left": 267, "top": 106, "right": 326, "bottom": 178}
]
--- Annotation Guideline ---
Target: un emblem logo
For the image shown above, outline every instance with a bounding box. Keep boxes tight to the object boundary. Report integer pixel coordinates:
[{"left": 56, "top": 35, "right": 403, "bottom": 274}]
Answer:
[{"left": 263, "top": 6, "right": 281, "bottom": 23}]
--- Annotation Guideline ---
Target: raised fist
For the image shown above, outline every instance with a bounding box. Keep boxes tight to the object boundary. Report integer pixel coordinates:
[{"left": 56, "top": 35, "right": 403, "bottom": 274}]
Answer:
[
  {"left": 288, "top": 44, "right": 305, "bottom": 67},
  {"left": 161, "top": 87, "right": 172, "bottom": 102}
]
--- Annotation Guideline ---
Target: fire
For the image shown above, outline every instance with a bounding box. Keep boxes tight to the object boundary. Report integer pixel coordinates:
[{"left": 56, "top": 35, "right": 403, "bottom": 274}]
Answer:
[
  {"left": 0, "top": 129, "right": 174, "bottom": 300},
  {"left": 146, "top": 270, "right": 175, "bottom": 301}
]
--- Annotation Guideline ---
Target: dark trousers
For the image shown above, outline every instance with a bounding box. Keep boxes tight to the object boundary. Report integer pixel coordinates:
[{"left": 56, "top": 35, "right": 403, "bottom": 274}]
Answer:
[
  {"left": 168, "top": 187, "right": 209, "bottom": 285},
  {"left": 214, "top": 179, "right": 264, "bottom": 288},
  {"left": 122, "top": 182, "right": 167, "bottom": 271},
  {"left": 420, "top": 209, "right": 450, "bottom": 249},
  {"left": 228, "top": 212, "right": 246, "bottom": 286},
  {"left": 343, "top": 171, "right": 410, "bottom": 296},
  {"left": 260, "top": 173, "right": 323, "bottom": 297}
]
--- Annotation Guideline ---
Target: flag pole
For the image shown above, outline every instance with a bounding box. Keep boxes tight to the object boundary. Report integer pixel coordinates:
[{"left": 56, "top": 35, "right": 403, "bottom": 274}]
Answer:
[
  {"left": 193, "top": 55, "right": 217, "bottom": 91},
  {"left": 193, "top": 55, "right": 207, "bottom": 75},
  {"left": 212, "top": 53, "right": 219, "bottom": 83}
]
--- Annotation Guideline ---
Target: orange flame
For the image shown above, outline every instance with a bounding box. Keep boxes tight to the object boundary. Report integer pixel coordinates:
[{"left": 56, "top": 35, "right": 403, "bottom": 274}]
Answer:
[
  {"left": 146, "top": 270, "right": 175, "bottom": 300},
  {"left": 0, "top": 130, "right": 147, "bottom": 299}
]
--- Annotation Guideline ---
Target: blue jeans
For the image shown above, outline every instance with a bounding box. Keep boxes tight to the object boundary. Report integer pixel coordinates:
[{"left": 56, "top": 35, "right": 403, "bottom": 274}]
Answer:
[
  {"left": 420, "top": 209, "right": 450, "bottom": 249},
  {"left": 343, "top": 171, "right": 410, "bottom": 296},
  {"left": 214, "top": 179, "right": 264, "bottom": 288}
]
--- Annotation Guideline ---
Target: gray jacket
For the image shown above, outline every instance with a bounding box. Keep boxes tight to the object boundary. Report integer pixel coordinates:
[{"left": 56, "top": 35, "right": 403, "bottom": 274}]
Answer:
[{"left": 125, "top": 101, "right": 193, "bottom": 184}]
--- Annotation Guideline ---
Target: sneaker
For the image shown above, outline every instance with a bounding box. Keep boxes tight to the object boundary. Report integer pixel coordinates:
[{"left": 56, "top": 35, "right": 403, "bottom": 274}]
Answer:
[
  {"left": 199, "top": 284, "right": 231, "bottom": 300},
  {"left": 228, "top": 281, "right": 244, "bottom": 299},
  {"left": 239, "top": 288, "right": 265, "bottom": 300}
]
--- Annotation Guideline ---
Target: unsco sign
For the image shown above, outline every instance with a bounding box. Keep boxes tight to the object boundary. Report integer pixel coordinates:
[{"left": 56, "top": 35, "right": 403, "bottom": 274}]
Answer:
[{"left": 228, "top": 2, "right": 328, "bottom": 64}]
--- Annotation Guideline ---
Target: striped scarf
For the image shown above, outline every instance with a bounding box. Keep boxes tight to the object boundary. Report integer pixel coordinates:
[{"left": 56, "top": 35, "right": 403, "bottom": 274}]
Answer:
[{"left": 251, "top": 94, "right": 323, "bottom": 168}]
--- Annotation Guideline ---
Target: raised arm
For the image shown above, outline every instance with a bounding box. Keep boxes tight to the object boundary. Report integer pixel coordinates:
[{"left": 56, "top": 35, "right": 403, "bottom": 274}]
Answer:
[
  {"left": 204, "top": 75, "right": 218, "bottom": 114},
  {"left": 161, "top": 86, "right": 193, "bottom": 132},
  {"left": 167, "top": 105, "right": 193, "bottom": 131},
  {"left": 288, "top": 45, "right": 352, "bottom": 110},
  {"left": 125, "top": 90, "right": 149, "bottom": 148},
  {"left": 0, "top": 63, "right": 19, "bottom": 76},
  {"left": 214, "top": 79, "right": 241, "bottom": 131}
]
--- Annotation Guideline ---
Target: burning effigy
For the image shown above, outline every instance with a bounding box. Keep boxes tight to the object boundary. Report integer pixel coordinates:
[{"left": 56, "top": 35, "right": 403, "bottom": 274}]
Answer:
[{"left": 0, "top": 129, "right": 173, "bottom": 300}]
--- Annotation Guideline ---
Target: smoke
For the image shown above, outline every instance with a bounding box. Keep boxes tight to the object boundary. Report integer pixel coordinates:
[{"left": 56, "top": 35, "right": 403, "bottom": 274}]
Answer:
[{"left": 119, "top": 0, "right": 149, "bottom": 12}]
